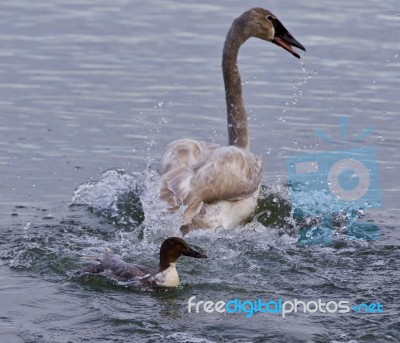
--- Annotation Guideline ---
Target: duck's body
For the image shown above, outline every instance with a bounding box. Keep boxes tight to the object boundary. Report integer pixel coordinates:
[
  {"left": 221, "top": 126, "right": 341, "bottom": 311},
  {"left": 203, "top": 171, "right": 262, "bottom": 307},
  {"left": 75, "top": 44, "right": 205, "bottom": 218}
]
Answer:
[
  {"left": 83, "top": 237, "right": 207, "bottom": 287},
  {"left": 159, "top": 8, "right": 305, "bottom": 234}
]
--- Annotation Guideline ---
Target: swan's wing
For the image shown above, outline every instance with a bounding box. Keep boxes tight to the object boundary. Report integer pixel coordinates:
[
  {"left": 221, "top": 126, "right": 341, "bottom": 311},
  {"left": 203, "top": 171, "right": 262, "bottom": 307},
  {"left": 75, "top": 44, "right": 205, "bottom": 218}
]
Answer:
[
  {"left": 159, "top": 139, "right": 219, "bottom": 176},
  {"left": 185, "top": 146, "right": 263, "bottom": 202},
  {"left": 160, "top": 144, "right": 263, "bottom": 223}
]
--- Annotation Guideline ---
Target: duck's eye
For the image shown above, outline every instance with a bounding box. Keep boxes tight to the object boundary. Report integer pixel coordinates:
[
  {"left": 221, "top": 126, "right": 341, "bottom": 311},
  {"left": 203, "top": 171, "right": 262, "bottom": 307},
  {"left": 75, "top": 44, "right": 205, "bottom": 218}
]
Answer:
[{"left": 266, "top": 15, "right": 274, "bottom": 21}]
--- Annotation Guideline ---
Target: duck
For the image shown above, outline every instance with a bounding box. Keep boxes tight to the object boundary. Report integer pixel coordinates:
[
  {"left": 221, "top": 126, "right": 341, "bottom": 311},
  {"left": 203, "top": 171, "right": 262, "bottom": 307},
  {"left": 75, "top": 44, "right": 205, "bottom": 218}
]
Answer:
[
  {"left": 159, "top": 8, "right": 305, "bottom": 235},
  {"left": 82, "top": 237, "right": 207, "bottom": 287}
]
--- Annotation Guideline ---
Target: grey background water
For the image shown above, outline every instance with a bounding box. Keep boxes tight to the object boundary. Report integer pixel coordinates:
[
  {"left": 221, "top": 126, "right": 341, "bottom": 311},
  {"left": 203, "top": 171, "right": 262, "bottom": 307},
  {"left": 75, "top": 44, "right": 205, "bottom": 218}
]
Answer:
[{"left": 0, "top": 1, "right": 399, "bottom": 342}]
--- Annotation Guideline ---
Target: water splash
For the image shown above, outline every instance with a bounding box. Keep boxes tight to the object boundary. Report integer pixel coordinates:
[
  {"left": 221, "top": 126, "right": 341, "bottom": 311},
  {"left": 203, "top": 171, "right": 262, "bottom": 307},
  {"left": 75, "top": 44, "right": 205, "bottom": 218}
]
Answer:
[
  {"left": 280, "top": 61, "right": 316, "bottom": 118},
  {"left": 71, "top": 169, "right": 144, "bottom": 227}
]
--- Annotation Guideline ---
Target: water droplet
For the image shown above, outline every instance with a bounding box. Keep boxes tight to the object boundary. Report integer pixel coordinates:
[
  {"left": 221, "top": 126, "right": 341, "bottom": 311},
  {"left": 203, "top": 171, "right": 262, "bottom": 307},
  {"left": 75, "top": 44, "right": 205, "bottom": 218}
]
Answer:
[{"left": 44, "top": 213, "right": 54, "bottom": 220}]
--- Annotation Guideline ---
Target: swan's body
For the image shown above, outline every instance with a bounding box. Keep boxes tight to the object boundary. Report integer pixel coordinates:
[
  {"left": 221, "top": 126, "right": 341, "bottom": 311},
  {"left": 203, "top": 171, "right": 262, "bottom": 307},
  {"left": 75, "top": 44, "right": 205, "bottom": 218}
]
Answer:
[
  {"left": 159, "top": 8, "right": 305, "bottom": 234},
  {"left": 160, "top": 139, "right": 262, "bottom": 232}
]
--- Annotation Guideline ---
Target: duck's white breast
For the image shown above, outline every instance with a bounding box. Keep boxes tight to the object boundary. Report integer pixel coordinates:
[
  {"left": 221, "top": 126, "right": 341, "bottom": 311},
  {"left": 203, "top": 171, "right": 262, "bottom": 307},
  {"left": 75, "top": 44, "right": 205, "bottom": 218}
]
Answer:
[{"left": 154, "top": 263, "right": 179, "bottom": 287}]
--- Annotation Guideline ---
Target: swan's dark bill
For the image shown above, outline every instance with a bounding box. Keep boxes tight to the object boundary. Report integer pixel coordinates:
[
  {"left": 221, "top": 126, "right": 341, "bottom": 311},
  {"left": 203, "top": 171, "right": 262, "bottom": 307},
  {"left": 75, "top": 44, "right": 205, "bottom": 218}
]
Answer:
[{"left": 271, "top": 17, "right": 305, "bottom": 58}]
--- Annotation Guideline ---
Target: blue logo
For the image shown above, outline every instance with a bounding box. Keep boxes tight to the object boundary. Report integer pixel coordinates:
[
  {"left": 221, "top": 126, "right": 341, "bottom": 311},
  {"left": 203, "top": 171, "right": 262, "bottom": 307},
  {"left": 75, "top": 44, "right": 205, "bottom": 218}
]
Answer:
[{"left": 287, "top": 117, "right": 382, "bottom": 245}]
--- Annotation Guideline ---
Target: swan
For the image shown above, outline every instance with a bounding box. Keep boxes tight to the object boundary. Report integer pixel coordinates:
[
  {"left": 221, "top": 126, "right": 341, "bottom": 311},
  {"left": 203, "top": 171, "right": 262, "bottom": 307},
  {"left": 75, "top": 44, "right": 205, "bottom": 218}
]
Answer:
[{"left": 159, "top": 8, "right": 305, "bottom": 234}]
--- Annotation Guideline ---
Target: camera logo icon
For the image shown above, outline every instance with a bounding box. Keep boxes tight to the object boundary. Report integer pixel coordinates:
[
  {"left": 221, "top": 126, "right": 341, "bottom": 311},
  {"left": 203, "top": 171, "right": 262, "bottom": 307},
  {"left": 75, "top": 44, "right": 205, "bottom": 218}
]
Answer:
[{"left": 287, "top": 118, "right": 382, "bottom": 245}]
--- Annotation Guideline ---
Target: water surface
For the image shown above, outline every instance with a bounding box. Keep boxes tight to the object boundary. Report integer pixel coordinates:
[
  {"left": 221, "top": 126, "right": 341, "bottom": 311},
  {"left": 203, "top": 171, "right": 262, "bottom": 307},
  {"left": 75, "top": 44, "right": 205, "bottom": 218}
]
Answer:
[{"left": 0, "top": 1, "right": 399, "bottom": 342}]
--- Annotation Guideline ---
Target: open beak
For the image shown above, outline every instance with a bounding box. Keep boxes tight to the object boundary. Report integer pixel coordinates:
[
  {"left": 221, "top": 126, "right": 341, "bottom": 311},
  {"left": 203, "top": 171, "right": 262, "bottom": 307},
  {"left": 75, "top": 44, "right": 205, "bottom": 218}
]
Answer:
[
  {"left": 271, "top": 18, "right": 305, "bottom": 58},
  {"left": 184, "top": 246, "right": 207, "bottom": 259}
]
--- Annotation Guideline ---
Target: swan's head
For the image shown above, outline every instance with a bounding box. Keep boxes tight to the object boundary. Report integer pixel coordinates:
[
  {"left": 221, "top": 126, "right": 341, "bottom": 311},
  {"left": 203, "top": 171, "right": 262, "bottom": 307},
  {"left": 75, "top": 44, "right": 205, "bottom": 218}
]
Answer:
[{"left": 243, "top": 8, "right": 305, "bottom": 58}]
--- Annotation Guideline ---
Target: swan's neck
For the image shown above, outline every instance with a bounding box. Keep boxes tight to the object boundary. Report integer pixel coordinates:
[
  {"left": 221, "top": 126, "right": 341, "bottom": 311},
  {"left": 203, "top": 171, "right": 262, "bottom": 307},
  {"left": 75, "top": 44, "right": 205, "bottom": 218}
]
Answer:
[{"left": 222, "top": 16, "right": 251, "bottom": 150}]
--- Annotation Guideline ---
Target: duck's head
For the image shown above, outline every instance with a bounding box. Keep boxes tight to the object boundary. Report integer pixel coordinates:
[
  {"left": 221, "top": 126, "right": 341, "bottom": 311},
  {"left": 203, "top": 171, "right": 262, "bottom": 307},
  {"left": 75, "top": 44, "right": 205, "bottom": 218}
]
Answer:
[
  {"left": 159, "top": 237, "right": 207, "bottom": 271},
  {"left": 239, "top": 8, "right": 305, "bottom": 58}
]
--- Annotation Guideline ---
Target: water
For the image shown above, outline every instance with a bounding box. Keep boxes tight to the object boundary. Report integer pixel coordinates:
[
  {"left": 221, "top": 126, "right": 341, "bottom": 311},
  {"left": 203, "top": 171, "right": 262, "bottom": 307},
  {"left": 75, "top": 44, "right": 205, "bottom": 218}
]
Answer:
[{"left": 1, "top": 0, "right": 399, "bottom": 342}]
